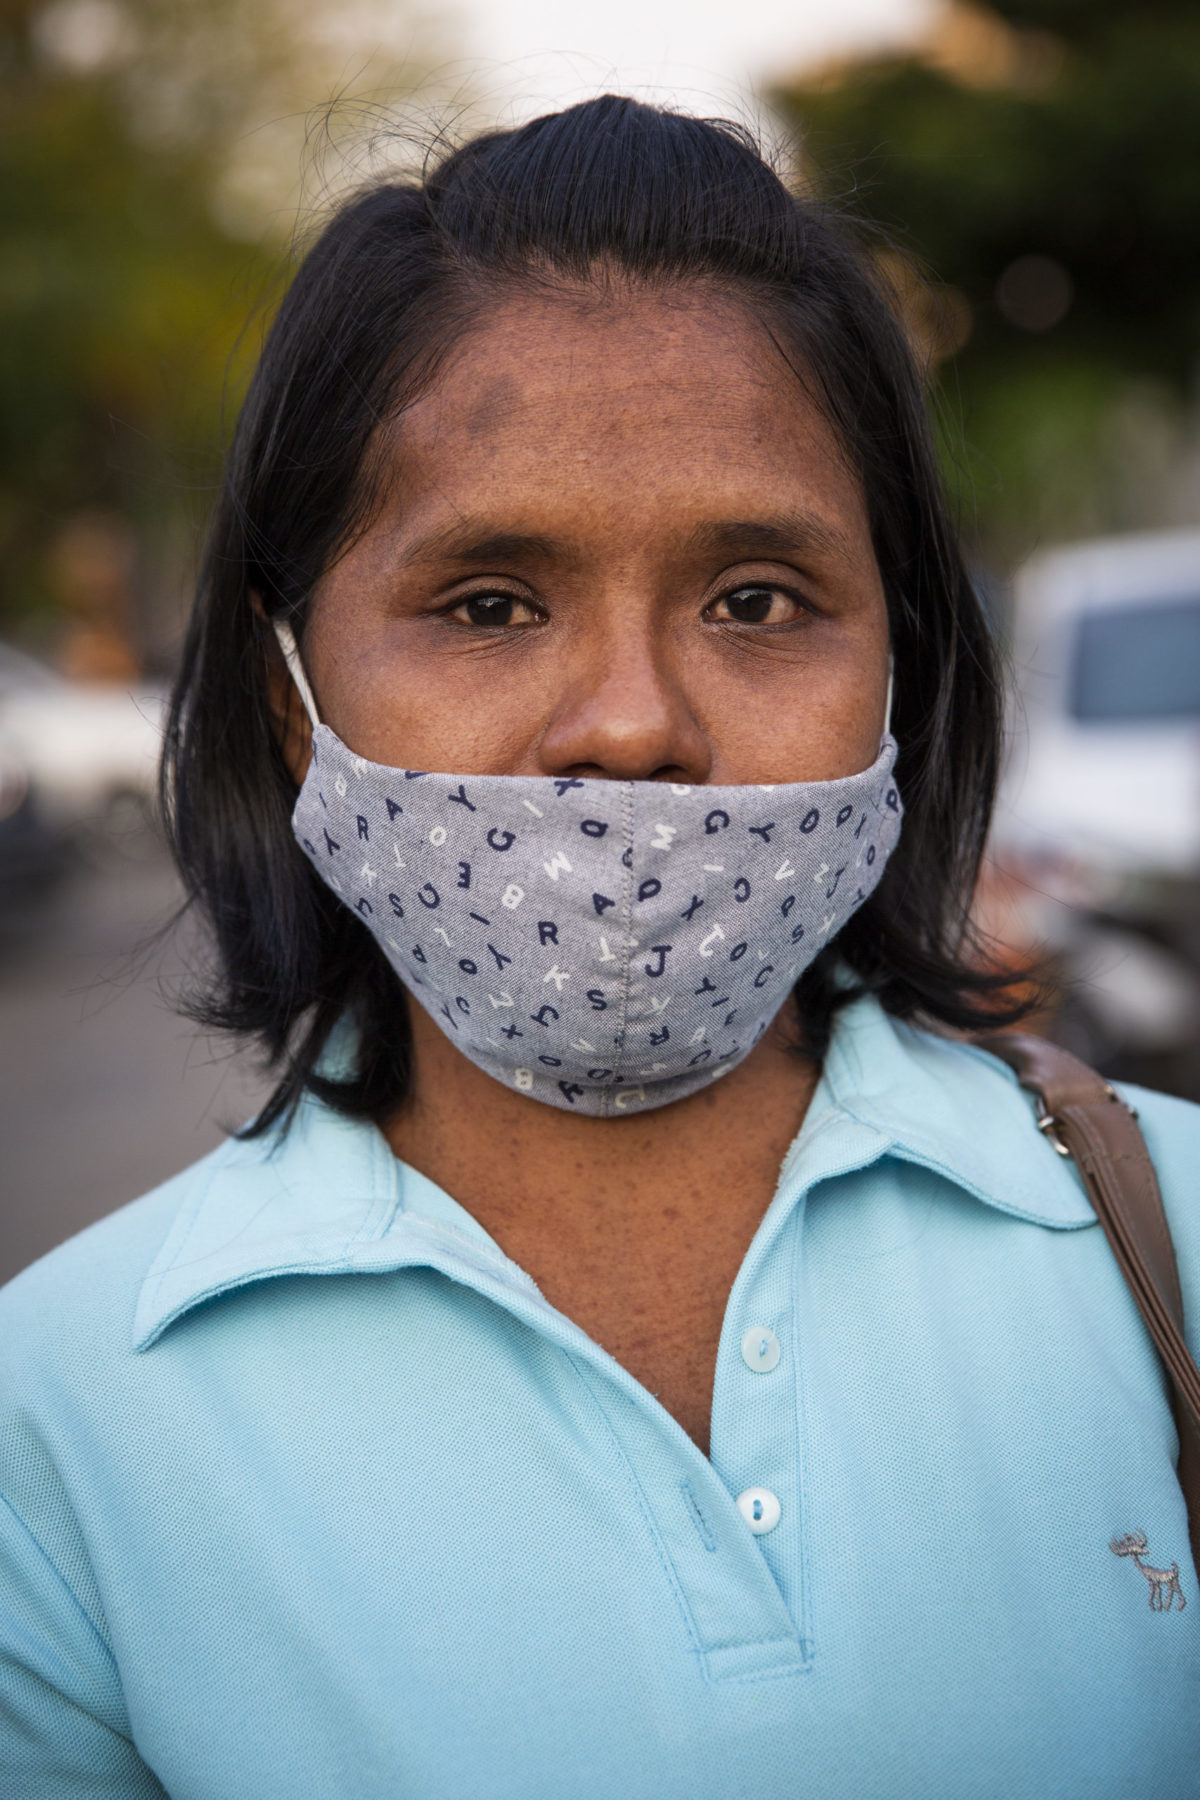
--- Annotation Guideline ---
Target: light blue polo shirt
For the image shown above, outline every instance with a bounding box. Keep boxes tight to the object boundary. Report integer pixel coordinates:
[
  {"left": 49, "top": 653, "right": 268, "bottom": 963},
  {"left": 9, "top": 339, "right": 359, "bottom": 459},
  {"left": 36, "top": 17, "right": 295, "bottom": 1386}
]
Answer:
[{"left": 2, "top": 994, "right": 1198, "bottom": 1798}]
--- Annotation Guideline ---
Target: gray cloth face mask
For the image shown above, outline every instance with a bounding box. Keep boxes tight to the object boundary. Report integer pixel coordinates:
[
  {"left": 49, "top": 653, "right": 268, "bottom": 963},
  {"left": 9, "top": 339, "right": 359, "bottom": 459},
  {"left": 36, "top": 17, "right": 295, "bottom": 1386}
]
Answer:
[{"left": 276, "top": 623, "right": 903, "bottom": 1116}]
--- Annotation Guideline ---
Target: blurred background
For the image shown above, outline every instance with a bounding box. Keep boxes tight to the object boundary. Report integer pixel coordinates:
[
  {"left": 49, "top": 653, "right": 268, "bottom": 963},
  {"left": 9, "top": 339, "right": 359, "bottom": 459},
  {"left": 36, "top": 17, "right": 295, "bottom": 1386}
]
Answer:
[{"left": 2, "top": 0, "right": 1198, "bottom": 1282}]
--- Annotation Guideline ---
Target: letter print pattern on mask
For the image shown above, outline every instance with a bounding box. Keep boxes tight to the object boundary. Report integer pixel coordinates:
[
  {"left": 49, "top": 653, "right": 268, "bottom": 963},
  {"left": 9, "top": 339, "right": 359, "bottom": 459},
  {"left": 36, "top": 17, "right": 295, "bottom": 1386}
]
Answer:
[{"left": 292, "top": 723, "right": 903, "bottom": 1116}]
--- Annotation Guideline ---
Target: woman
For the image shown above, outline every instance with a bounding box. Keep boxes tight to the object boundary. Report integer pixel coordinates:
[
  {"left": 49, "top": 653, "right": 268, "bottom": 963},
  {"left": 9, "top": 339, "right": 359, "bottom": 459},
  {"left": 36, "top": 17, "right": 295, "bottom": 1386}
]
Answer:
[{"left": 1, "top": 97, "right": 1196, "bottom": 1798}]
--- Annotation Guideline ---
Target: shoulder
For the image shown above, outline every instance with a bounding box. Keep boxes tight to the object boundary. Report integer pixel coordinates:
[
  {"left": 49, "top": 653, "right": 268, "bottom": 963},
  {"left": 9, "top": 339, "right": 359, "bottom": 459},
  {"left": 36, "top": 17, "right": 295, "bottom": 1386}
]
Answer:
[
  {"left": 1113, "top": 1080, "right": 1200, "bottom": 1326},
  {"left": 829, "top": 993, "right": 1066, "bottom": 1152},
  {"left": 830, "top": 1000, "right": 1199, "bottom": 1249},
  {"left": 0, "top": 1091, "right": 393, "bottom": 1404},
  {"left": 0, "top": 1135, "right": 255, "bottom": 1401},
  {"left": 1117, "top": 1077, "right": 1200, "bottom": 1177},
  {"left": 0, "top": 1142, "right": 247, "bottom": 1646},
  {"left": 1119, "top": 1077, "right": 1200, "bottom": 1173}
]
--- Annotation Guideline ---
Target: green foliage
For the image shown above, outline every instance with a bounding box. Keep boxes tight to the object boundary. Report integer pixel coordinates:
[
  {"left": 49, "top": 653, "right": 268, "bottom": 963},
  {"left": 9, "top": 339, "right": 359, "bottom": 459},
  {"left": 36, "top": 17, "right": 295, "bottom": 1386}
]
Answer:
[
  {"left": 0, "top": 0, "right": 432, "bottom": 648},
  {"left": 0, "top": 3, "right": 279, "bottom": 636},
  {"left": 773, "top": 0, "right": 1200, "bottom": 557}
]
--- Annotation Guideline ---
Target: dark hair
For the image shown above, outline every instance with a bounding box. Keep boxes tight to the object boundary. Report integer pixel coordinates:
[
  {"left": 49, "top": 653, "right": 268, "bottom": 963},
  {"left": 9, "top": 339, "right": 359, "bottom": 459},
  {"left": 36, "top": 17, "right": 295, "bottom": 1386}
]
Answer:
[{"left": 165, "top": 94, "right": 1025, "bottom": 1136}]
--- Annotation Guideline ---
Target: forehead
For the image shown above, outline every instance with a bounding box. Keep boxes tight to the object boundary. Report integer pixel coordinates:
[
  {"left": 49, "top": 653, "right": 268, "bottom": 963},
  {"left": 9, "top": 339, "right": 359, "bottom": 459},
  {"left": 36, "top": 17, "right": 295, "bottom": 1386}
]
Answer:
[{"left": 374, "top": 285, "right": 867, "bottom": 542}]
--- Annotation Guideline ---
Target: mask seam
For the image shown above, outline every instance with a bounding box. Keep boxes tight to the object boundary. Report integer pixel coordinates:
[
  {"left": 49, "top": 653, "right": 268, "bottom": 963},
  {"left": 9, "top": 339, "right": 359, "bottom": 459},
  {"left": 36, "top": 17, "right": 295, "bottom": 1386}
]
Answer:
[{"left": 607, "top": 780, "right": 637, "bottom": 1119}]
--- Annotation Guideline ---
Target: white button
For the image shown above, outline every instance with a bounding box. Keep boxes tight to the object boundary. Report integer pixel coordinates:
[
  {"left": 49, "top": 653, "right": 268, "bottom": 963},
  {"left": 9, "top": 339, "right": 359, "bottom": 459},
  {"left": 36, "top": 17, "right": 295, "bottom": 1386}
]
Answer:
[
  {"left": 736, "top": 1487, "right": 781, "bottom": 1535},
  {"left": 740, "top": 1325, "right": 781, "bottom": 1373}
]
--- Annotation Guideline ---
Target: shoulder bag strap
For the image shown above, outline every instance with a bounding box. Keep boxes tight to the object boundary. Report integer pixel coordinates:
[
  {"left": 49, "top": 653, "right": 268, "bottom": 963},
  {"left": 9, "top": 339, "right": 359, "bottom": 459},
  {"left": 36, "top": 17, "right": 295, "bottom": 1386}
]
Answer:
[{"left": 977, "top": 1031, "right": 1200, "bottom": 1573}]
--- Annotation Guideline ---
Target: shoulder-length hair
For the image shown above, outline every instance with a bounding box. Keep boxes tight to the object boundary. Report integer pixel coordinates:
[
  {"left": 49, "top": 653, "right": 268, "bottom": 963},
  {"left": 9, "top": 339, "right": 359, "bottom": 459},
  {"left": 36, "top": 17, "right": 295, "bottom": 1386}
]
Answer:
[{"left": 165, "top": 94, "right": 1020, "bottom": 1136}]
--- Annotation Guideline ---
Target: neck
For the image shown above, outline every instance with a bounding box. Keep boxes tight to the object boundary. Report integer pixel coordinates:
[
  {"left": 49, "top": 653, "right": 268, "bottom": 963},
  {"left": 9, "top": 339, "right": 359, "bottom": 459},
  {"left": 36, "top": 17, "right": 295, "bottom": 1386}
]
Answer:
[
  {"left": 384, "top": 1000, "right": 820, "bottom": 1455},
  {"left": 385, "top": 998, "right": 819, "bottom": 1231}
]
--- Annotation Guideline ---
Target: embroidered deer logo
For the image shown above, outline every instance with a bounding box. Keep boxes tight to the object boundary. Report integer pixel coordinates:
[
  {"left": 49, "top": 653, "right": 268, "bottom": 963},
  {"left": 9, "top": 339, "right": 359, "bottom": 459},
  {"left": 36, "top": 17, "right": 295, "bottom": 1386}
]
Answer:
[{"left": 1109, "top": 1531, "right": 1187, "bottom": 1612}]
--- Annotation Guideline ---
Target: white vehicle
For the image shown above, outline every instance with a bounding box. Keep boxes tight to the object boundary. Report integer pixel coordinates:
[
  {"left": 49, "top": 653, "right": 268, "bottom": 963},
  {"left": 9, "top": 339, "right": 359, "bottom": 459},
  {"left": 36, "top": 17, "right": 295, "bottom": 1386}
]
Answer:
[
  {"left": 991, "top": 529, "right": 1200, "bottom": 1082},
  {"left": 995, "top": 528, "right": 1200, "bottom": 882},
  {"left": 0, "top": 643, "right": 166, "bottom": 834}
]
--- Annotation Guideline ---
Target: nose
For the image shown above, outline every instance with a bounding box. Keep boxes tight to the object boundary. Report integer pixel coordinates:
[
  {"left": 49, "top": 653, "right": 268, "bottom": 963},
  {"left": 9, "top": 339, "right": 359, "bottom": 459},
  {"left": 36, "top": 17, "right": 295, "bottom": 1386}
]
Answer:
[{"left": 537, "top": 627, "right": 712, "bottom": 783}]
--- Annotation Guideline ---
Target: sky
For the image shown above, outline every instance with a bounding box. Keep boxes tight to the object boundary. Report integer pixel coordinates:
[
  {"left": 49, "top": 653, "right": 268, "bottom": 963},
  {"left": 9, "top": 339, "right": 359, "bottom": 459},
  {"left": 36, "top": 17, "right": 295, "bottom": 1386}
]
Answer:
[{"left": 448, "top": 0, "right": 936, "bottom": 121}]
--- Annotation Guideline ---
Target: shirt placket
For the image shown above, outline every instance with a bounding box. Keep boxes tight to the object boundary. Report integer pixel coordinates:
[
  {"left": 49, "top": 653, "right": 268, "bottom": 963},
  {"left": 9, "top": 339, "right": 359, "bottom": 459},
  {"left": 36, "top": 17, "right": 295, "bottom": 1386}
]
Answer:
[
  {"left": 559, "top": 1352, "right": 809, "bottom": 1682},
  {"left": 338, "top": 1112, "right": 894, "bottom": 1685},
  {"left": 706, "top": 1202, "right": 811, "bottom": 1651},
  {"left": 703, "top": 1113, "right": 894, "bottom": 1664},
  {"left": 364, "top": 1219, "right": 809, "bottom": 1682}
]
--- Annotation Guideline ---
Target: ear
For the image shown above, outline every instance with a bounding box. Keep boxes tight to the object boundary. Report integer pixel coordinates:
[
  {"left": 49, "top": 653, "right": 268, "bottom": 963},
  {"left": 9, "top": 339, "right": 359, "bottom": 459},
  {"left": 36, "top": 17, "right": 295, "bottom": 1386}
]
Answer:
[{"left": 253, "top": 594, "right": 313, "bottom": 786}]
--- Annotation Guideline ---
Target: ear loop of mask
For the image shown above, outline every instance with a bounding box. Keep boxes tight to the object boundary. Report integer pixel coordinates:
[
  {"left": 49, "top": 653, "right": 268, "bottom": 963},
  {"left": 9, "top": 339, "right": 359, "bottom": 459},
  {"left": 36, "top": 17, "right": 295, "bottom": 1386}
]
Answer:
[
  {"left": 884, "top": 655, "right": 895, "bottom": 740},
  {"left": 274, "top": 619, "right": 322, "bottom": 731}
]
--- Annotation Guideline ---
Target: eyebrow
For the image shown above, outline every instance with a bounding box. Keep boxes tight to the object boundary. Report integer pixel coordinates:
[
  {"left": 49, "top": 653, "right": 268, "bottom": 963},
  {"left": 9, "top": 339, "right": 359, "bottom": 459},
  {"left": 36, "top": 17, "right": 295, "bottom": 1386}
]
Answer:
[
  {"left": 401, "top": 525, "right": 570, "bottom": 568},
  {"left": 399, "top": 509, "right": 855, "bottom": 570},
  {"left": 683, "top": 513, "right": 856, "bottom": 565}
]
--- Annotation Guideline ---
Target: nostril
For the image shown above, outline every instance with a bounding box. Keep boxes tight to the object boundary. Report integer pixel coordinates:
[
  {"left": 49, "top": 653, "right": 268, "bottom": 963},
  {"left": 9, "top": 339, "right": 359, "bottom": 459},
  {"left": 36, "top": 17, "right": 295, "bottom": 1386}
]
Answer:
[{"left": 554, "top": 764, "right": 697, "bottom": 785}]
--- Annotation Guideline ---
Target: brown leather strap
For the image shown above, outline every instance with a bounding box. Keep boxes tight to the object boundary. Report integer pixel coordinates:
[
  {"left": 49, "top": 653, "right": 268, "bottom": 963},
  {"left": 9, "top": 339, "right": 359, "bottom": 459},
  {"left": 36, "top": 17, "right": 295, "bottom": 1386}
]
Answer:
[{"left": 978, "top": 1032, "right": 1200, "bottom": 1573}]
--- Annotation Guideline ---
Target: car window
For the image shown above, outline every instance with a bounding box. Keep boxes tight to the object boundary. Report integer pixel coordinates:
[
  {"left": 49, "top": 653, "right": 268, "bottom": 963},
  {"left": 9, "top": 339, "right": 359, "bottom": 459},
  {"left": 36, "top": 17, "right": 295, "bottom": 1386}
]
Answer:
[{"left": 1069, "top": 596, "right": 1200, "bottom": 724}]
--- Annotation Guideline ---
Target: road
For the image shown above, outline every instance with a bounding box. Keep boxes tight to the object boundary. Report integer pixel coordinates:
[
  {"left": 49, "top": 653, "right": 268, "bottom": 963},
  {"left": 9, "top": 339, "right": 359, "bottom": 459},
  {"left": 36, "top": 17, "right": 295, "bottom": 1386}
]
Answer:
[{"left": 0, "top": 838, "right": 269, "bottom": 1286}]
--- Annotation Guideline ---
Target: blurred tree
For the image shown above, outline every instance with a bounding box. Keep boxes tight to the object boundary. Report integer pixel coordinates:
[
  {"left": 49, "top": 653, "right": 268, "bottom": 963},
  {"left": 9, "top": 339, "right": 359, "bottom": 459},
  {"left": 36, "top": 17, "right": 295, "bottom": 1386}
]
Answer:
[
  {"left": 773, "top": 0, "right": 1200, "bottom": 560},
  {"left": 0, "top": 0, "right": 437, "bottom": 664}
]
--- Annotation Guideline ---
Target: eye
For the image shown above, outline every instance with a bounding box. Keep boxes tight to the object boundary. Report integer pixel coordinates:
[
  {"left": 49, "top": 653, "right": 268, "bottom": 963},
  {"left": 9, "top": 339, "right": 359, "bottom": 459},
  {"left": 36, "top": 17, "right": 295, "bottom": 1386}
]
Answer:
[
  {"left": 707, "top": 585, "right": 804, "bottom": 626},
  {"left": 448, "top": 592, "right": 542, "bottom": 629}
]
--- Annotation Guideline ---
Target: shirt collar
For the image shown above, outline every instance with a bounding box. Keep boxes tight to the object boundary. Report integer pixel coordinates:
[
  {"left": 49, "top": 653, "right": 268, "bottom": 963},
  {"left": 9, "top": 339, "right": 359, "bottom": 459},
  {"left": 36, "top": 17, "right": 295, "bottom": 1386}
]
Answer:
[
  {"left": 814, "top": 993, "right": 1093, "bottom": 1228},
  {"left": 132, "top": 1094, "right": 539, "bottom": 1351},
  {"left": 133, "top": 995, "right": 1093, "bottom": 1351}
]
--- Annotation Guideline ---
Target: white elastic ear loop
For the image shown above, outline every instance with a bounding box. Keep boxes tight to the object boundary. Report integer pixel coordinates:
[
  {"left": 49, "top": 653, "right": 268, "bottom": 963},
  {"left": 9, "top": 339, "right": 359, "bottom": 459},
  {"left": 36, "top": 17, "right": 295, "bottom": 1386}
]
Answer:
[
  {"left": 273, "top": 619, "right": 322, "bottom": 731},
  {"left": 884, "top": 655, "right": 895, "bottom": 739}
]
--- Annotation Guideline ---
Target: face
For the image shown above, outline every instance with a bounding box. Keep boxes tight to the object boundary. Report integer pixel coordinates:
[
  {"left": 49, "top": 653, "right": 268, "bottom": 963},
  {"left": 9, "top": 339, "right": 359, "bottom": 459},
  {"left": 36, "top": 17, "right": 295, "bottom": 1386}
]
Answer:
[{"left": 277, "top": 285, "right": 890, "bottom": 788}]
